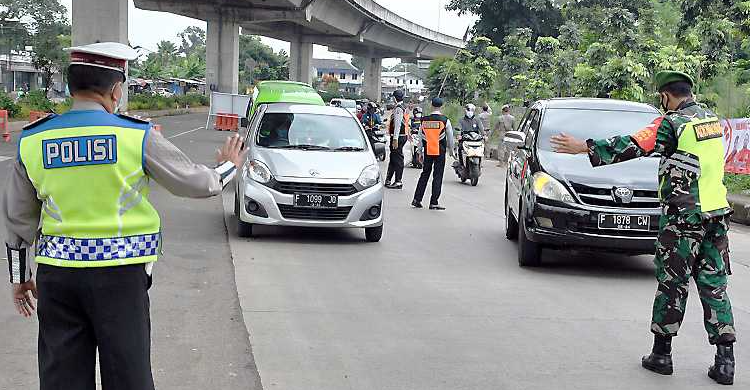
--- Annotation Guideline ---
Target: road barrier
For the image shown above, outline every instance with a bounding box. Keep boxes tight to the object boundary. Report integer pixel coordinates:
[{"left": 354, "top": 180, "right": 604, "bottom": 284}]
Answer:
[
  {"left": 0, "top": 110, "right": 8, "bottom": 142},
  {"left": 206, "top": 92, "right": 252, "bottom": 131},
  {"left": 214, "top": 112, "right": 239, "bottom": 132},
  {"left": 29, "top": 111, "right": 50, "bottom": 123}
]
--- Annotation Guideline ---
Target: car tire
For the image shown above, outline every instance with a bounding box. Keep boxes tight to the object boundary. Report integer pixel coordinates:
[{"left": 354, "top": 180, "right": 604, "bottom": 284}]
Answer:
[
  {"left": 518, "top": 206, "right": 542, "bottom": 267},
  {"left": 365, "top": 225, "right": 383, "bottom": 242},
  {"left": 470, "top": 177, "right": 479, "bottom": 186},
  {"left": 505, "top": 185, "right": 518, "bottom": 241}
]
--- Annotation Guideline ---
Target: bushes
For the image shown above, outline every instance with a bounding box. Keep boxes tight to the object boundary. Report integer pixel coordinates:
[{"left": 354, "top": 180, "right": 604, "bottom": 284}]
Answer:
[
  {"left": 0, "top": 91, "right": 21, "bottom": 117},
  {"left": 725, "top": 173, "right": 750, "bottom": 195},
  {"left": 20, "top": 90, "right": 55, "bottom": 112},
  {"left": 128, "top": 92, "right": 208, "bottom": 111}
]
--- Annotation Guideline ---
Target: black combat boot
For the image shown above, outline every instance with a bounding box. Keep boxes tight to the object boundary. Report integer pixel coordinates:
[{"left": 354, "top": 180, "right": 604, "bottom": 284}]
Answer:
[
  {"left": 708, "top": 343, "right": 734, "bottom": 385},
  {"left": 642, "top": 335, "right": 673, "bottom": 375}
]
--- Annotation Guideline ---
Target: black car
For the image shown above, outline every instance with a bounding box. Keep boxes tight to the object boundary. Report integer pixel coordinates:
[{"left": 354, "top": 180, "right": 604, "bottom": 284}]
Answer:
[{"left": 504, "top": 98, "right": 662, "bottom": 266}]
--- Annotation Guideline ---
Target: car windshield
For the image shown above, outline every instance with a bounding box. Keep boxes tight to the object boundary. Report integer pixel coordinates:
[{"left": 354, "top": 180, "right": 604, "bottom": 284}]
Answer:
[
  {"left": 537, "top": 108, "right": 660, "bottom": 151},
  {"left": 256, "top": 113, "right": 367, "bottom": 150}
]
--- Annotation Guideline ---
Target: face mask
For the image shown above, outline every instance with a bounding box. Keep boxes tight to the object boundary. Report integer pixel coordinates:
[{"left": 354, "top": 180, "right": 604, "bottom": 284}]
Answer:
[
  {"left": 415, "top": 113, "right": 422, "bottom": 118},
  {"left": 466, "top": 110, "right": 474, "bottom": 119},
  {"left": 659, "top": 93, "right": 670, "bottom": 112},
  {"left": 111, "top": 82, "right": 123, "bottom": 113}
]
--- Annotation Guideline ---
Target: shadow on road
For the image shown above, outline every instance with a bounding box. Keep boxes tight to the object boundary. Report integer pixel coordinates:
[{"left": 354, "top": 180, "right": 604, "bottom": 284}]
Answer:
[
  {"left": 226, "top": 214, "right": 368, "bottom": 245},
  {"left": 524, "top": 247, "right": 655, "bottom": 279}
]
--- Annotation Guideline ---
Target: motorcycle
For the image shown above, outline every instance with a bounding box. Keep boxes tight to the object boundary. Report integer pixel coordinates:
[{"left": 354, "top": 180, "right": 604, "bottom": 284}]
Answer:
[
  {"left": 453, "top": 131, "right": 484, "bottom": 186},
  {"left": 409, "top": 128, "right": 423, "bottom": 168},
  {"left": 365, "top": 124, "right": 388, "bottom": 161}
]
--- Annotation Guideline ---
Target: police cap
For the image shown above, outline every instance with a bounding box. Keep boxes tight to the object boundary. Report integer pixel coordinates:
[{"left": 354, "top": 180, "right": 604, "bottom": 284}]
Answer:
[
  {"left": 392, "top": 89, "right": 405, "bottom": 101},
  {"left": 431, "top": 97, "right": 444, "bottom": 108},
  {"left": 65, "top": 42, "right": 139, "bottom": 80}
]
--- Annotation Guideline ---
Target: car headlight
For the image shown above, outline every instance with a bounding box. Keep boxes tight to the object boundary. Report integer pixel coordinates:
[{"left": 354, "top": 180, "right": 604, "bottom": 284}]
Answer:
[
  {"left": 357, "top": 164, "right": 380, "bottom": 189},
  {"left": 532, "top": 172, "right": 575, "bottom": 203},
  {"left": 245, "top": 160, "right": 272, "bottom": 184}
]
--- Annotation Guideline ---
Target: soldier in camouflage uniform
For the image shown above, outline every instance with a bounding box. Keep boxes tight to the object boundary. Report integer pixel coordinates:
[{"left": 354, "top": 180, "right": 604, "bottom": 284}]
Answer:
[{"left": 551, "top": 71, "right": 736, "bottom": 385}]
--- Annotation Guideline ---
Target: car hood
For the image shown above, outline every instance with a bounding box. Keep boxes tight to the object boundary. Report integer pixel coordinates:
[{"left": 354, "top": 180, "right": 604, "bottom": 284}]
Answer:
[
  {"left": 254, "top": 148, "right": 375, "bottom": 180},
  {"left": 537, "top": 149, "right": 659, "bottom": 190}
]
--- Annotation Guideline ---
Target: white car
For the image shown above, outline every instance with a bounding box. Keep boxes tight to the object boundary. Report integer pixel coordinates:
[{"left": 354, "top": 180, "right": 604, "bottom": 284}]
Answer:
[
  {"left": 155, "top": 87, "right": 174, "bottom": 97},
  {"left": 329, "top": 98, "right": 358, "bottom": 115},
  {"left": 235, "top": 103, "right": 385, "bottom": 241}
]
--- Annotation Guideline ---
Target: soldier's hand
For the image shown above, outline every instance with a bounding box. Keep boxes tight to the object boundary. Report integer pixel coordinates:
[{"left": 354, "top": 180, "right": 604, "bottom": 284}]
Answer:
[
  {"left": 550, "top": 133, "right": 589, "bottom": 155},
  {"left": 12, "top": 281, "right": 37, "bottom": 318},
  {"left": 217, "top": 134, "right": 248, "bottom": 168}
]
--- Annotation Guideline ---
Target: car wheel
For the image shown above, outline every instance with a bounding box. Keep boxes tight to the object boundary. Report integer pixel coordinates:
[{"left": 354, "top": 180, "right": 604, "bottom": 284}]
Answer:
[
  {"left": 365, "top": 225, "right": 383, "bottom": 242},
  {"left": 237, "top": 218, "right": 254, "bottom": 238},
  {"left": 518, "top": 205, "right": 542, "bottom": 267},
  {"left": 504, "top": 185, "right": 518, "bottom": 240},
  {"left": 470, "top": 177, "right": 479, "bottom": 186}
]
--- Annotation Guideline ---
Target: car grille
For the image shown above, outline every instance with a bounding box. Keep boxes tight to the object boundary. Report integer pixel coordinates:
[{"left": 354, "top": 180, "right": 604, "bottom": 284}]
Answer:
[
  {"left": 277, "top": 204, "right": 353, "bottom": 221},
  {"left": 272, "top": 181, "right": 358, "bottom": 196},
  {"left": 571, "top": 183, "right": 660, "bottom": 209}
]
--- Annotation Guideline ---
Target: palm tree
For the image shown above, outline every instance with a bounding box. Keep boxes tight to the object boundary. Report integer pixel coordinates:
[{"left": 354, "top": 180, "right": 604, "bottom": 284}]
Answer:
[{"left": 156, "top": 40, "right": 177, "bottom": 63}]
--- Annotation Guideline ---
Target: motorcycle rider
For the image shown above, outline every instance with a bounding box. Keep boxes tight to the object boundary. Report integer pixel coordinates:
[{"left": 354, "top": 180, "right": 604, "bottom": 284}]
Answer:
[
  {"left": 455, "top": 103, "right": 485, "bottom": 170},
  {"left": 361, "top": 102, "right": 382, "bottom": 128}
]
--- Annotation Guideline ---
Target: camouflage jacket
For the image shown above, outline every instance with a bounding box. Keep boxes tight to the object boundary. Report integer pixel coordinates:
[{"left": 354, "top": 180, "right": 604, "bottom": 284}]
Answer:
[{"left": 586, "top": 100, "right": 730, "bottom": 218}]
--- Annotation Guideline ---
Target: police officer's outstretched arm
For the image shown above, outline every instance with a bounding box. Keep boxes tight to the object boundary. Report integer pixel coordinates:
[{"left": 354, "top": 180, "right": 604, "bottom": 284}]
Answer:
[{"left": 144, "top": 131, "right": 246, "bottom": 198}]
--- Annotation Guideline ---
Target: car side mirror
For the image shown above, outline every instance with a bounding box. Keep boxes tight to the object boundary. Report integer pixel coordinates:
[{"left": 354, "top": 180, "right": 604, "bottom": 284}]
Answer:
[
  {"left": 373, "top": 143, "right": 386, "bottom": 156},
  {"left": 504, "top": 131, "right": 526, "bottom": 148}
]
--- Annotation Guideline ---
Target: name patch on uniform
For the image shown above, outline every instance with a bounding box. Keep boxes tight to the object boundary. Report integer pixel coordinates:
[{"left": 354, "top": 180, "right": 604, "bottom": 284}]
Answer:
[
  {"left": 421, "top": 121, "right": 445, "bottom": 130},
  {"left": 694, "top": 120, "right": 722, "bottom": 142},
  {"left": 42, "top": 135, "right": 117, "bottom": 169}
]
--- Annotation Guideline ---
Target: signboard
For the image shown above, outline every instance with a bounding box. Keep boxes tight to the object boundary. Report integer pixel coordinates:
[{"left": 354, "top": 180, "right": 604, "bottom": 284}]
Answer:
[
  {"left": 723, "top": 118, "right": 750, "bottom": 174},
  {"left": 206, "top": 92, "right": 253, "bottom": 130}
]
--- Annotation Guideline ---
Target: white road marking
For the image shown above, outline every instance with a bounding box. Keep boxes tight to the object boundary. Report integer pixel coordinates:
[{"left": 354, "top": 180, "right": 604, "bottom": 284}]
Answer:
[
  {"left": 0, "top": 156, "right": 12, "bottom": 162},
  {"left": 167, "top": 127, "right": 204, "bottom": 139}
]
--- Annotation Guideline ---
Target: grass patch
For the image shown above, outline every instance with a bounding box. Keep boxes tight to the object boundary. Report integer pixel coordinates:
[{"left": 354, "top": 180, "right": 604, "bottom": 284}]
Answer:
[{"left": 725, "top": 173, "right": 750, "bottom": 195}]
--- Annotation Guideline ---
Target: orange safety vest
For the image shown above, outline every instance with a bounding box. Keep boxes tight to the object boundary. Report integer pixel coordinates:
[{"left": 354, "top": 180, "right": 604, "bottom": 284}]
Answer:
[
  {"left": 388, "top": 104, "right": 410, "bottom": 135},
  {"left": 420, "top": 113, "right": 448, "bottom": 156}
]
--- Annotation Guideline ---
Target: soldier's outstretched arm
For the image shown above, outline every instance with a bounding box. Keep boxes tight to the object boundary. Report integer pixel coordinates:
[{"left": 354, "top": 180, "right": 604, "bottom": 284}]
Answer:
[
  {"left": 144, "top": 130, "right": 245, "bottom": 198},
  {"left": 551, "top": 116, "right": 675, "bottom": 167},
  {"left": 3, "top": 160, "right": 41, "bottom": 285}
]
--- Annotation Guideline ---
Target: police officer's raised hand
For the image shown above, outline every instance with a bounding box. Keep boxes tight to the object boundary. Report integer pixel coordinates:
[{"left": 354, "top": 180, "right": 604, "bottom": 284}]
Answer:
[
  {"left": 216, "top": 134, "right": 248, "bottom": 168},
  {"left": 11, "top": 281, "right": 37, "bottom": 318},
  {"left": 550, "top": 133, "right": 589, "bottom": 155}
]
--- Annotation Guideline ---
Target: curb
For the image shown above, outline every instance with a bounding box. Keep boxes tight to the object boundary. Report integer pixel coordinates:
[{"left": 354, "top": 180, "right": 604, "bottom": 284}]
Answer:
[{"left": 728, "top": 193, "right": 750, "bottom": 226}]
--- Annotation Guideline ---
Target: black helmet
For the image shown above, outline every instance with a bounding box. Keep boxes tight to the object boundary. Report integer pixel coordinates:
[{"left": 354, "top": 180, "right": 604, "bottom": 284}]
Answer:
[
  {"left": 392, "top": 89, "right": 405, "bottom": 101},
  {"left": 413, "top": 107, "right": 423, "bottom": 115},
  {"left": 367, "top": 102, "right": 378, "bottom": 110}
]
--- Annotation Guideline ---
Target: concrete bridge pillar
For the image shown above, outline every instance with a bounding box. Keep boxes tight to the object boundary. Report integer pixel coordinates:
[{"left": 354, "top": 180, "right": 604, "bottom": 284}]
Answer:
[
  {"left": 72, "top": 0, "right": 130, "bottom": 107},
  {"left": 363, "top": 57, "right": 382, "bottom": 102},
  {"left": 289, "top": 37, "right": 313, "bottom": 85},
  {"left": 206, "top": 17, "right": 239, "bottom": 94}
]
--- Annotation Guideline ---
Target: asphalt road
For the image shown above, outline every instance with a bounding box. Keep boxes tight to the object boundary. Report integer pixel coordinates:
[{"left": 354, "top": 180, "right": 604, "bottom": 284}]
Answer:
[{"left": 1, "top": 112, "right": 748, "bottom": 389}]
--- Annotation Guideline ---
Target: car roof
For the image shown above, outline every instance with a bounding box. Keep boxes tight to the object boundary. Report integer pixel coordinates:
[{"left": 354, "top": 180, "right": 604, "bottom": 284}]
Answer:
[
  {"left": 255, "top": 81, "right": 325, "bottom": 106},
  {"left": 538, "top": 98, "right": 659, "bottom": 113},
  {"left": 264, "top": 103, "right": 357, "bottom": 117}
]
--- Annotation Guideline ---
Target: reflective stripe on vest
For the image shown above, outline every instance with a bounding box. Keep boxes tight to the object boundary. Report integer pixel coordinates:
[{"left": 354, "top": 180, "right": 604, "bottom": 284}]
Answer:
[
  {"left": 421, "top": 114, "right": 448, "bottom": 156},
  {"left": 675, "top": 116, "right": 729, "bottom": 213},
  {"left": 19, "top": 110, "right": 161, "bottom": 267}
]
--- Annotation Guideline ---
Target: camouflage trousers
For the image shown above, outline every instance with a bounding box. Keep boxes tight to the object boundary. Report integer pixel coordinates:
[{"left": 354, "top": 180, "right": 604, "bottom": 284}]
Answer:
[{"left": 651, "top": 213, "right": 736, "bottom": 345}]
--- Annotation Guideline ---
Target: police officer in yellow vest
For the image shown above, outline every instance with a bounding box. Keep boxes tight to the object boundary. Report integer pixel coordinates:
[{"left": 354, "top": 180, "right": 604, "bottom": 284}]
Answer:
[
  {"left": 551, "top": 71, "right": 736, "bottom": 385},
  {"left": 3, "top": 42, "right": 245, "bottom": 390}
]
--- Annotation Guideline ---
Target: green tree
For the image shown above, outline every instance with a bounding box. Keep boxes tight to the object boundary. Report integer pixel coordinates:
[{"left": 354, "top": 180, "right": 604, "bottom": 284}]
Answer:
[
  {"left": 447, "top": 0, "right": 563, "bottom": 44},
  {"left": 238, "top": 35, "right": 288, "bottom": 87}
]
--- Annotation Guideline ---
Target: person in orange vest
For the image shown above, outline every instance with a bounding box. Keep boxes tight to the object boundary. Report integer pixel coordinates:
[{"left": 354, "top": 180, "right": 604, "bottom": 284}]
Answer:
[
  {"left": 385, "top": 89, "right": 410, "bottom": 189},
  {"left": 411, "top": 97, "right": 455, "bottom": 210}
]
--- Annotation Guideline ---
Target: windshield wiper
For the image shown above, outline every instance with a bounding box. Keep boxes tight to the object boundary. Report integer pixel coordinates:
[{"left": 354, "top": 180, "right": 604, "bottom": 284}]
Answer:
[
  {"left": 275, "top": 144, "right": 331, "bottom": 151},
  {"left": 334, "top": 146, "right": 365, "bottom": 151}
]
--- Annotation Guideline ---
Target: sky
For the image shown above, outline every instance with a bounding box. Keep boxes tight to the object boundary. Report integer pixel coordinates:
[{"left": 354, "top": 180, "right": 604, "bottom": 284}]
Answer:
[{"left": 58, "top": 0, "right": 476, "bottom": 67}]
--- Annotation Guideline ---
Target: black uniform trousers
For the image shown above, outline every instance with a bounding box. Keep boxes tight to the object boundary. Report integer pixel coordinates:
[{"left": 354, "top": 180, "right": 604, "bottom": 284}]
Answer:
[
  {"left": 36, "top": 263, "right": 155, "bottom": 390},
  {"left": 413, "top": 152, "right": 446, "bottom": 206},
  {"left": 386, "top": 135, "right": 408, "bottom": 184}
]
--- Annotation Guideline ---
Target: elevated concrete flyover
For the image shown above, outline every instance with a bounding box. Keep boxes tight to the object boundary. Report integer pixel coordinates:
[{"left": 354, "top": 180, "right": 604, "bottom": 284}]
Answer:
[{"left": 130, "top": 0, "right": 465, "bottom": 100}]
